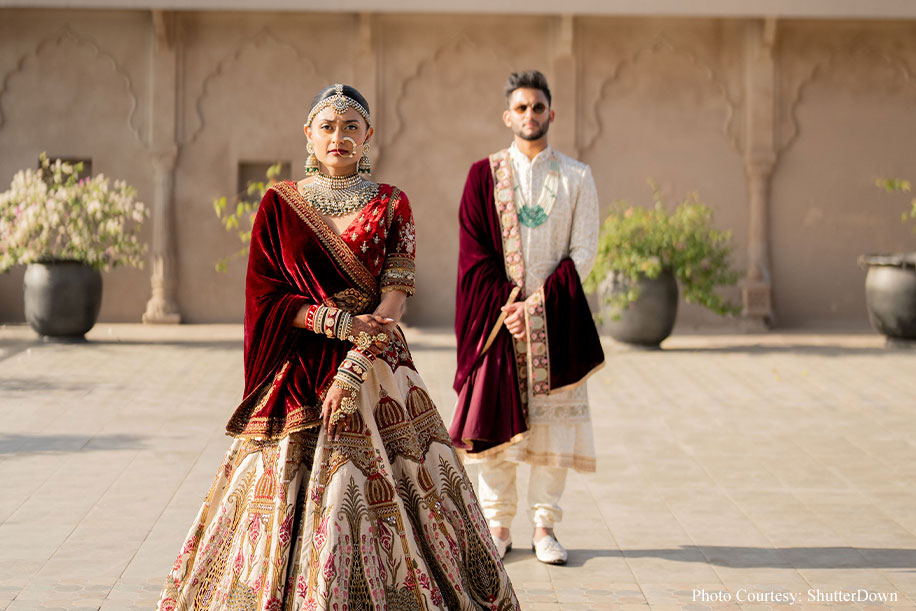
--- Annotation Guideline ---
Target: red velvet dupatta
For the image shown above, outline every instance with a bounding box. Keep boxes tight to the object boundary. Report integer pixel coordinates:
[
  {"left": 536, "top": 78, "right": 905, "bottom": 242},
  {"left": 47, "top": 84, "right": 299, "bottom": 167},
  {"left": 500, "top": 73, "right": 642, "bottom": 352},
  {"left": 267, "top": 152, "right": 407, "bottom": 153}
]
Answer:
[
  {"left": 449, "top": 154, "right": 605, "bottom": 455},
  {"left": 226, "top": 181, "right": 407, "bottom": 440}
]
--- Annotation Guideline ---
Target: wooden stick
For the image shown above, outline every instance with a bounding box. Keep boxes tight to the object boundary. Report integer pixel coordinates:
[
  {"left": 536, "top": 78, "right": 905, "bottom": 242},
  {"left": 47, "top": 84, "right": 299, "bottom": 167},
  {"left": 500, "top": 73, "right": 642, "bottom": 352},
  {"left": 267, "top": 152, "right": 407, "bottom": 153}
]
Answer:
[{"left": 480, "top": 286, "right": 521, "bottom": 356}]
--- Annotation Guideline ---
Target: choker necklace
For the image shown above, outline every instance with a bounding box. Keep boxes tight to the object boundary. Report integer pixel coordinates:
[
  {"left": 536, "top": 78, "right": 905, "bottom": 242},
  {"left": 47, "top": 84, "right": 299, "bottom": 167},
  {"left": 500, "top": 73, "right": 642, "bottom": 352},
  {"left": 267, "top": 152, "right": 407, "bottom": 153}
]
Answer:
[{"left": 300, "top": 172, "right": 379, "bottom": 216}]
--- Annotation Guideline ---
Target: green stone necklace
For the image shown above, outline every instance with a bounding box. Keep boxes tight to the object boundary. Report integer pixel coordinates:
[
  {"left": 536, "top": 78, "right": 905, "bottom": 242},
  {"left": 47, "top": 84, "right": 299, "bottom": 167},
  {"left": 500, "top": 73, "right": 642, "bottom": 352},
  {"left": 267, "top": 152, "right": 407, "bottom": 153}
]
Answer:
[{"left": 515, "top": 156, "right": 560, "bottom": 228}]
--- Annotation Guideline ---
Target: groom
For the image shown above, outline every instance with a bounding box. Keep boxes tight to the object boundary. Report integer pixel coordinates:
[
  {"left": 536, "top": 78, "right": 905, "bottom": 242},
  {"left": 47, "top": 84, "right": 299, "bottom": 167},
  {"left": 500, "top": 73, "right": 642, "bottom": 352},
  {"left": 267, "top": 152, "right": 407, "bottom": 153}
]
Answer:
[{"left": 449, "top": 70, "right": 604, "bottom": 565}]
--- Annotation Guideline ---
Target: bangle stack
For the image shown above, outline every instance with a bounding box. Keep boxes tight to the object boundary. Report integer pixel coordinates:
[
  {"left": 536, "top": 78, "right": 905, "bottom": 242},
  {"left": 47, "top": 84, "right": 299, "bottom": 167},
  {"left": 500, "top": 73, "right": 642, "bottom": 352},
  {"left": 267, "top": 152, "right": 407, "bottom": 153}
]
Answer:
[
  {"left": 306, "top": 305, "right": 352, "bottom": 341},
  {"left": 333, "top": 349, "right": 374, "bottom": 393},
  {"left": 329, "top": 349, "right": 375, "bottom": 426}
]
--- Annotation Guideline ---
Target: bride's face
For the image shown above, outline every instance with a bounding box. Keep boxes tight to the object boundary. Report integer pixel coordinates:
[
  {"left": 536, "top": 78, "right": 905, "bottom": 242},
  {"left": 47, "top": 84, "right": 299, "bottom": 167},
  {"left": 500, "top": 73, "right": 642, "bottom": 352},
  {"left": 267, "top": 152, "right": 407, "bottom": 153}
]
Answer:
[{"left": 305, "top": 107, "right": 372, "bottom": 176}]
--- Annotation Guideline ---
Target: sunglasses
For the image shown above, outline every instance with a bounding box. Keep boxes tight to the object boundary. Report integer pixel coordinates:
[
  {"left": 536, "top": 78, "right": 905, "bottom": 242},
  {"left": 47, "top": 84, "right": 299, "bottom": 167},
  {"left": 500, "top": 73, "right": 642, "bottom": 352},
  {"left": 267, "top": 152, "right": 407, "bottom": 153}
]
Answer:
[{"left": 512, "top": 103, "right": 548, "bottom": 114}]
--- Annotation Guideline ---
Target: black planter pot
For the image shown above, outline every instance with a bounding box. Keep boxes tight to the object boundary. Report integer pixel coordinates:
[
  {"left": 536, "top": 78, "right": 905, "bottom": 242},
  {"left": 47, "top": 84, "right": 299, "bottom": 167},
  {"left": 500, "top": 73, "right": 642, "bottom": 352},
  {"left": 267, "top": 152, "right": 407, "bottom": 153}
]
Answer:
[
  {"left": 601, "top": 269, "right": 679, "bottom": 347},
  {"left": 859, "top": 253, "right": 916, "bottom": 341},
  {"left": 23, "top": 260, "right": 102, "bottom": 339}
]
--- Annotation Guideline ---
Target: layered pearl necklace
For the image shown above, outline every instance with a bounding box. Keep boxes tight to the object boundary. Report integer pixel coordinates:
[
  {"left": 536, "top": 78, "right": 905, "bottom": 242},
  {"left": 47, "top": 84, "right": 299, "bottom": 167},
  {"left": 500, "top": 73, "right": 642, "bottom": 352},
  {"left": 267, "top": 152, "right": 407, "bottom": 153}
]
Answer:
[{"left": 301, "top": 172, "right": 379, "bottom": 216}]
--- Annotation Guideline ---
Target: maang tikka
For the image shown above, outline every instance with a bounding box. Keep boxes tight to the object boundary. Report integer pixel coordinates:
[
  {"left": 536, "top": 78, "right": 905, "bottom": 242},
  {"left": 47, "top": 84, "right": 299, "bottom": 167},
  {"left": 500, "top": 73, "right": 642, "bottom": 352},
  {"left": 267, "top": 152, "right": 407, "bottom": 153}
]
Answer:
[
  {"left": 304, "top": 140, "right": 319, "bottom": 175},
  {"left": 358, "top": 143, "right": 371, "bottom": 176}
]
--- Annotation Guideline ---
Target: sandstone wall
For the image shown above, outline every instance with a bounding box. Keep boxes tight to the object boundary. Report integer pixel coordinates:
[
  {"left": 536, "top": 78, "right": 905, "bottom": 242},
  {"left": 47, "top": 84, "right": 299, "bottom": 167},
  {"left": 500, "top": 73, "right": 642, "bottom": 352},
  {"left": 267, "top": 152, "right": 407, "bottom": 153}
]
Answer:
[{"left": 1, "top": 9, "right": 914, "bottom": 328}]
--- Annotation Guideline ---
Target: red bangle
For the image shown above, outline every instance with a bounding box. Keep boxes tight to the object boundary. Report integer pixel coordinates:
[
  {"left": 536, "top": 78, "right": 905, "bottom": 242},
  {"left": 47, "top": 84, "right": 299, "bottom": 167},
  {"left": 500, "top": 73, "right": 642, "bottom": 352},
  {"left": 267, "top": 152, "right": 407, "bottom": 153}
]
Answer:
[{"left": 304, "top": 304, "right": 320, "bottom": 332}]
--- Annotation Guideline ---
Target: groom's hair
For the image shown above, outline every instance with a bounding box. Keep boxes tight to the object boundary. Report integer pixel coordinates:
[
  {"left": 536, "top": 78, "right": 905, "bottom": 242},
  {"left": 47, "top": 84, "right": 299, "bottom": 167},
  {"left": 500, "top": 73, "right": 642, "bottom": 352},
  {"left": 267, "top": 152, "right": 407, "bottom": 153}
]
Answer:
[{"left": 504, "top": 70, "right": 552, "bottom": 107}]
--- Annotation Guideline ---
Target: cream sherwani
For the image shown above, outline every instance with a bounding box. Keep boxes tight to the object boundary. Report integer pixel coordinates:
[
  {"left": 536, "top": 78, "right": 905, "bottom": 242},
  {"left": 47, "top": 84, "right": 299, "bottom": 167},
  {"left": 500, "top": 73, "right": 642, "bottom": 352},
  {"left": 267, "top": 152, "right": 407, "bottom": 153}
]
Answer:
[{"left": 471, "top": 142, "right": 600, "bottom": 528}]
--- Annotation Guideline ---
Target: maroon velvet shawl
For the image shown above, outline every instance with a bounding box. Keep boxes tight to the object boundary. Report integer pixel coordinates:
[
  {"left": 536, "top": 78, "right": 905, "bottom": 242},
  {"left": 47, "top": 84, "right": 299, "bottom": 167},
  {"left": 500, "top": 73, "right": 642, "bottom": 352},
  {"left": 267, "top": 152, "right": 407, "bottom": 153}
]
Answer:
[
  {"left": 449, "top": 159, "right": 605, "bottom": 454},
  {"left": 226, "top": 181, "right": 388, "bottom": 440}
]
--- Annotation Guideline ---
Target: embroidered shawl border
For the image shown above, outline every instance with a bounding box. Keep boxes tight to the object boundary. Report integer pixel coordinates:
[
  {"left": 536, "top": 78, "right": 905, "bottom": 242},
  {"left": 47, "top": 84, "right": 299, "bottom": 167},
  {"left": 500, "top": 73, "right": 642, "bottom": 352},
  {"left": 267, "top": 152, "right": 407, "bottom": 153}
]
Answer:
[
  {"left": 525, "top": 287, "right": 550, "bottom": 397},
  {"left": 490, "top": 150, "right": 534, "bottom": 410},
  {"left": 226, "top": 361, "right": 324, "bottom": 440},
  {"left": 488, "top": 150, "right": 526, "bottom": 292},
  {"left": 273, "top": 181, "right": 380, "bottom": 301}
]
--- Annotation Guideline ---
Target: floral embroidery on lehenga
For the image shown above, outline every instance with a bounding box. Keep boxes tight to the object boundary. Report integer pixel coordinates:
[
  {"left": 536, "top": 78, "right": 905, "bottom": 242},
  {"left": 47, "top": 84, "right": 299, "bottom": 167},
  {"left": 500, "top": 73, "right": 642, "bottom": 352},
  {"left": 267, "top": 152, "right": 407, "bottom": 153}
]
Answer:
[
  {"left": 157, "top": 182, "right": 518, "bottom": 610},
  {"left": 159, "top": 369, "right": 517, "bottom": 610}
]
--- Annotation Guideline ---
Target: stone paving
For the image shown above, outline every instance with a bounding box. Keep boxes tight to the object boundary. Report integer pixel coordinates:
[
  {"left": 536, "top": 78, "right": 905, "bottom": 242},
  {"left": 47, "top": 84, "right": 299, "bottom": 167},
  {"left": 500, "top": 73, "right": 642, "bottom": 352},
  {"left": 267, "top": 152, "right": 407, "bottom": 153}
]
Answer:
[{"left": 1, "top": 323, "right": 915, "bottom": 610}]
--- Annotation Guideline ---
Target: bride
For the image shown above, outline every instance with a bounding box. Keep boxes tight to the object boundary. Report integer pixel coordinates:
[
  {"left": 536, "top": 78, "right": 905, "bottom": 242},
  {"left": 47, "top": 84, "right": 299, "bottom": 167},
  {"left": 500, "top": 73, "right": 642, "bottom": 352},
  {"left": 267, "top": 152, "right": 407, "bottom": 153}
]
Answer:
[{"left": 157, "top": 84, "right": 519, "bottom": 611}]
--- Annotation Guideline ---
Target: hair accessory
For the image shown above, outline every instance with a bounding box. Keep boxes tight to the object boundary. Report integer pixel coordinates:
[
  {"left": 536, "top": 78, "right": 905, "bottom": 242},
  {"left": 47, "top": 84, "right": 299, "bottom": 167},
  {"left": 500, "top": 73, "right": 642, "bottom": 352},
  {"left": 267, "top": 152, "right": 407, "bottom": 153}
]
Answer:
[{"left": 307, "top": 83, "right": 372, "bottom": 128}]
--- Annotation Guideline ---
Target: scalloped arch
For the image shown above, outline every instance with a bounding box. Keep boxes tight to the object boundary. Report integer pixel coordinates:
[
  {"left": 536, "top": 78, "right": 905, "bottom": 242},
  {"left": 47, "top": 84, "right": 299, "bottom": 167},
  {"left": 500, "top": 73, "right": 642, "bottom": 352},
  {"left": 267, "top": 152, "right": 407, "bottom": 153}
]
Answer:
[
  {"left": 582, "top": 35, "right": 739, "bottom": 156},
  {"left": 387, "top": 34, "right": 514, "bottom": 151},
  {"left": 779, "top": 36, "right": 916, "bottom": 155},
  {"left": 184, "top": 28, "right": 326, "bottom": 146},
  {"left": 0, "top": 25, "right": 142, "bottom": 143}
]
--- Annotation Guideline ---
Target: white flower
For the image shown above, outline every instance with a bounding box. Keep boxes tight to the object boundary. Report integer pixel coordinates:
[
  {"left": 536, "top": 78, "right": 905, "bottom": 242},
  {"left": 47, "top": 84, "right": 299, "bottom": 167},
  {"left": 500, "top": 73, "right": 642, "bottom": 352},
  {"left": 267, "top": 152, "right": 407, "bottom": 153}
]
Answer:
[{"left": 0, "top": 153, "right": 149, "bottom": 272}]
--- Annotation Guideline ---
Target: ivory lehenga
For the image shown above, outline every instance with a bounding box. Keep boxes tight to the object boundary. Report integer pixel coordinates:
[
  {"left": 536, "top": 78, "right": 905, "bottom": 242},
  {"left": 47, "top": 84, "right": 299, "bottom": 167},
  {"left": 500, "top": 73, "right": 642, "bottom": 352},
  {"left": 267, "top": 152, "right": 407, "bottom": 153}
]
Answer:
[{"left": 157, "top": 181, "right": 519, "bottom": 611}]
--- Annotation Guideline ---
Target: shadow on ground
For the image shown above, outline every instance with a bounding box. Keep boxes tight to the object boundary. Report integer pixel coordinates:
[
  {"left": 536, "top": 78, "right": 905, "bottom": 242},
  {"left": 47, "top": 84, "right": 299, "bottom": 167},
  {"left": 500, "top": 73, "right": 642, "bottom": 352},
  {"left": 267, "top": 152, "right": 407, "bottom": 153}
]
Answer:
[
  {"left": 526, "top": 545, "right": 916, "bottom": 569},
  {"left": 0, "top": 337, "right": 243, "bottom": 368},
  {"left": 0, "top": 433, "right": 148, "bottom": 455},
  {"left": 659, "top": 345, "right": 908, "bottom": 356},
  {"left": 0, "top": 377, "right": 96, "bottom": 392}
]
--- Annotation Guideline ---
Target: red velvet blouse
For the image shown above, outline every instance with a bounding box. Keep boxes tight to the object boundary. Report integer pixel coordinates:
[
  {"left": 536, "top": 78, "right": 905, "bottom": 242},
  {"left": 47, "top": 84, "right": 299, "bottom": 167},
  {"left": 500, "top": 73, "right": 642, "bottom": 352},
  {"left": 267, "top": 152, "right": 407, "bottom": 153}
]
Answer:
[{"left": 226, "top": 180, "right": 416, "bottom": 440}]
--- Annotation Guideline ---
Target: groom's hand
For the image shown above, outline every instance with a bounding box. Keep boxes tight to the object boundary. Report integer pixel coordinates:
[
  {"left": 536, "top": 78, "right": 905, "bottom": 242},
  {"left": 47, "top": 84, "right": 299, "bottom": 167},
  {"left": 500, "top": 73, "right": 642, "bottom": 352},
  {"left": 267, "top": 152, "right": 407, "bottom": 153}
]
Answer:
[{"left": 501, "top": 302, "right": 527, "bottom": 341}]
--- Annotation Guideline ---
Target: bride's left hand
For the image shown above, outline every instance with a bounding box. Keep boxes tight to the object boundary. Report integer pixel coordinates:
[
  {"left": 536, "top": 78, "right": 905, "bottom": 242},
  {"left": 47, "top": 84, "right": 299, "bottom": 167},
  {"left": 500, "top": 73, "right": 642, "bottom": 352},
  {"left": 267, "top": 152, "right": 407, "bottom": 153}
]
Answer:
[{"left": 322, "top": 384, "right": 354, "bottom": 440}]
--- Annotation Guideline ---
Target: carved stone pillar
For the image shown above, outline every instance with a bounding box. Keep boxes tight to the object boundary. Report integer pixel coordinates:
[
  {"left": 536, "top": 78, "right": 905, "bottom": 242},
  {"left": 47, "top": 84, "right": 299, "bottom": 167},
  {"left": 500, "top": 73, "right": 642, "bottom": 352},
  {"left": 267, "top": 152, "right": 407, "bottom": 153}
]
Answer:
[
  {"left": 356, "top": 13, "right": 381, "bottom": 162},
  {"left": 741, "top": 18, "right": 778, "bottom": 328},
  {"left": 143, "top": 147, "right": 181, "bottom": 324},
  {"left": 551, "top": 15, "right": 579, "bottom": 158},
  {"left": 143, "top": 10, "right": 181, "bottom": 324}
]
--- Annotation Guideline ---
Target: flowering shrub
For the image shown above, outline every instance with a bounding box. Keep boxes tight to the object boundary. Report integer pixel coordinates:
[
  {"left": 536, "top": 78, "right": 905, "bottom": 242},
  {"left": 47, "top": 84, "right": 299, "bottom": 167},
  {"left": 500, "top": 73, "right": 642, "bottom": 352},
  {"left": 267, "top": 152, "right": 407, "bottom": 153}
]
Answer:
[
  {"left": 0, "top": 153, "right": 148, "bottom": 272},
  {"left": 584, "top": 183, "right": 740, "bottom": 317},
  {"left": 212, "top": 162, "right": 283, "bottom": 272}
]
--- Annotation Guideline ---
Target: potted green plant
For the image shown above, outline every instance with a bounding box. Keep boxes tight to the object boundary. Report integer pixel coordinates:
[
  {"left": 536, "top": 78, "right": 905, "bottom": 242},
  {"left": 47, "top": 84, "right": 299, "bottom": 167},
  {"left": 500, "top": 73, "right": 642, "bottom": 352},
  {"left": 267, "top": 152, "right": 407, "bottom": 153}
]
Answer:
[
  {"left": 858, "top": 178, "right": 916, "bottom": 343},
  {"left": 0, "top": 153, "right": 148, "bottom": 339},
  {"left": 585, "top": 184, "right": 740, "bottom": 347},
  {"left": 212, "top": 162, "right": 283, "bottom": 271}
]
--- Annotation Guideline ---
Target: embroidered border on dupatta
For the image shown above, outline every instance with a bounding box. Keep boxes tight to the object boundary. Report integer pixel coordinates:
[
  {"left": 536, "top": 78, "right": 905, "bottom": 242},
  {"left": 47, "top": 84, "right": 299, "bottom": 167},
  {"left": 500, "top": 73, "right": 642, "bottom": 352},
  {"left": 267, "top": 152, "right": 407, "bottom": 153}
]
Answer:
[
  {"left": 489, "top": 150, "right": 532, "bottom": 411},
  {"left": 489, "top": 151, "right": 526, "bottom": 290},
  {"left": 273, "top": 181, "right": 380, "bottom": 303},
  {"left": 525, "top": 287, "right": 550, "bottom": 397},
  {"left": 225, "top": 360, "right": 324, "bottom": 440}
]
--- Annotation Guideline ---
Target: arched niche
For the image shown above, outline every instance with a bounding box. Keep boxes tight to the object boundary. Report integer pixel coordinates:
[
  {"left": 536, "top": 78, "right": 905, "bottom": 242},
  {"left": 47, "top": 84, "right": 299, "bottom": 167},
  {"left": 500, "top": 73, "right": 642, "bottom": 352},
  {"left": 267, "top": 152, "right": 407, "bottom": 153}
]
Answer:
[
  {"left": 0, "top": 28, "right": 150, "bottom": 322},
  {"left": 383, "top": 33, "right": 533, "bottom": 326},
  {"left": 174, "top": 29, "right": 333, "bottom": 322},
  {"left": 771, "top": 41, "right": 916, "bottom": 327},
  {"left": 581, "top": 37, "right": 747, "bottom": 328}
]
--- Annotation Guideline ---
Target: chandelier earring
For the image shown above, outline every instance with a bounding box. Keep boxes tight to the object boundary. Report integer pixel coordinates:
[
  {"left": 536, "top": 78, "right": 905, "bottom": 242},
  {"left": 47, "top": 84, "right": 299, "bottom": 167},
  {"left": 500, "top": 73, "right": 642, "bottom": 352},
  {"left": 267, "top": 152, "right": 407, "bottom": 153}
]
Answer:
[
  {"left": 358, "top": 143, "right": 371, "bottom": 176},
  {"left": 304, "top": 140, "right": 319, "bottom": 175}
]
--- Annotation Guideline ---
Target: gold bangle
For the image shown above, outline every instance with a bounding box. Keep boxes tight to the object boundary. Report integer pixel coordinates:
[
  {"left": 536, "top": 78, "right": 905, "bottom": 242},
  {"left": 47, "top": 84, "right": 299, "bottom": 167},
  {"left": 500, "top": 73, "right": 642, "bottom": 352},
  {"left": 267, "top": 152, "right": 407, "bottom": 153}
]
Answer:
[{"left": 332, "top": 377, "right": 360, "bottom": 393}]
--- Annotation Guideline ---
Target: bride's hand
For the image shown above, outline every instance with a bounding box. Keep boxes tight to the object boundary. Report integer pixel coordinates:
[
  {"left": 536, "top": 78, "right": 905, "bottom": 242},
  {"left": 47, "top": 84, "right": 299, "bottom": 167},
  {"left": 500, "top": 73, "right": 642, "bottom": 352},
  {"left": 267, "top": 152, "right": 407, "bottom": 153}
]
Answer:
[
  {"left": 322, "top": 384, "right": 355, "bottom": 440},
  {"left": 349, "top": 314, "right": 394, "bottom": 355}
]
